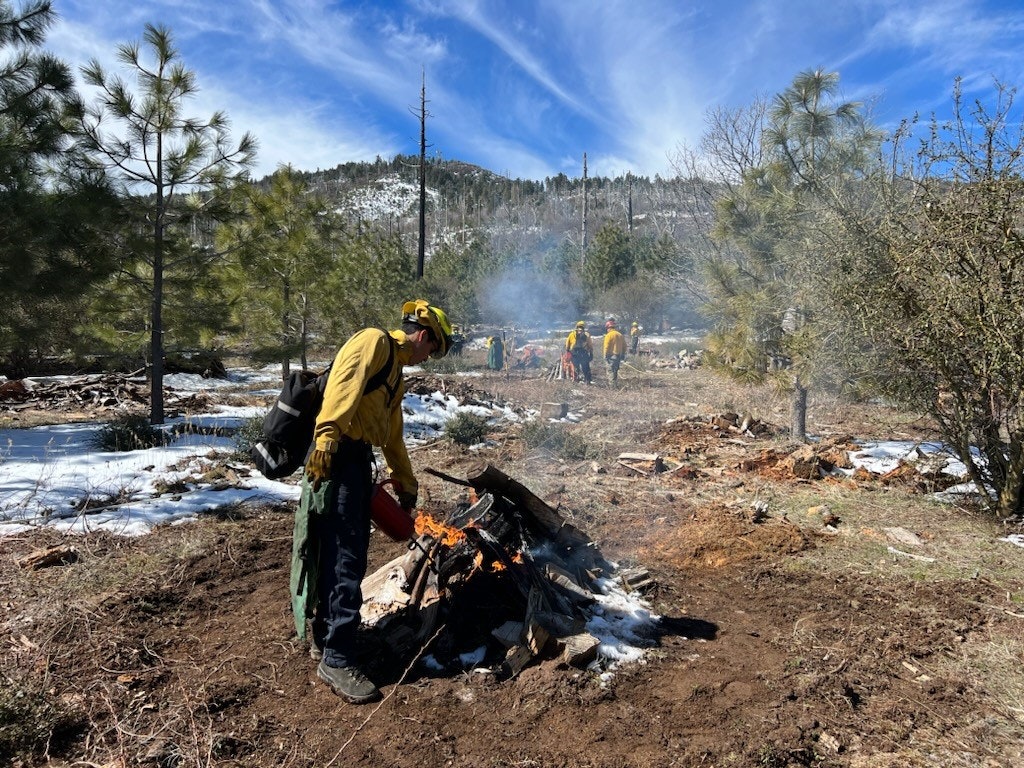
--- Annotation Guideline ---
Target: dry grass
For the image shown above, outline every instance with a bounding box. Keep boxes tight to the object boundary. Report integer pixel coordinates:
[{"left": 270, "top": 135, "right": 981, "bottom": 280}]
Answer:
[{"left": 3, "top": 353, "right": 1023, "bottom": 766}]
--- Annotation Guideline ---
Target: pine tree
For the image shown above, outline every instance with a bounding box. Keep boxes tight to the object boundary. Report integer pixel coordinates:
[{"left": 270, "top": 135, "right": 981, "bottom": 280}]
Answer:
[
  {"left": 218, "top": 167, "right": 333, "bottom": 378},
  {"left": 583, "top": 222, "right": 635, "bottom": 297},
  {"left": 72, "top": 23, "right": 256, "bottom": 423},
  {"left": 0, "top": 0, "right": 120, "bottom": 373},
  {"left": 707, "top": 69, "right": 879, "bottom": 439},
  {"left": 319, "top": 226, "right": 415, "bottom": 342}
]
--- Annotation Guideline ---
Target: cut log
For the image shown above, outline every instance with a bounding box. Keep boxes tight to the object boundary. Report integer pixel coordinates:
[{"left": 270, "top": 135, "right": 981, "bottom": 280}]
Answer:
[
  {"left": 617, "top": 452, "right": 661, "bottom": 462},
  {"left": 618, "top": 461, "right": 650, "bottom": 476},
  {"left": 545, "top": 562, "right": 596, "bottom": 606},
  {"left": 559, "top": 632, "right": 601, "bottom": 668},
  {"left": 619, "top": 567, "right": 655, "bottom": 593},
  {"left": 501, "top": 645, "right": 535, "bottom": 677},
  {"left": 491, "top": 621, "right": 524, "bottom": 648},
  {"left": 463, "top": 462, "right": 598, "bottom": 556},
  {"left": 17, "top": 545, "right": 77, "bottom": 570}
]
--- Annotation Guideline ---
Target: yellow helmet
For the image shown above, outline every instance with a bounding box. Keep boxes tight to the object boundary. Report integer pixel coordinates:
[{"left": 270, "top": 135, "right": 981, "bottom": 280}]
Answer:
[
  {"left": 402, "top": 299, "right": 454, "bottom": 358},
  {"left": 575, "top": 321, "right": 586, "bottom": 329}
]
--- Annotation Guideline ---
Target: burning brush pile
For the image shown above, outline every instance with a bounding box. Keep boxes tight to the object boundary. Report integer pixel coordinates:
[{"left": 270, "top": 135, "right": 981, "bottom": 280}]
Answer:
[{"left": 360, "top": 462, "right": 658, "bottom": 679}]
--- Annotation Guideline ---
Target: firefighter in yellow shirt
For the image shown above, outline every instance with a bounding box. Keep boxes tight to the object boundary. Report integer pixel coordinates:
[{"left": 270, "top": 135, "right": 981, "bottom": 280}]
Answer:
[
  {"left": 603, "top": 318, "right": 627, "bottom": 382},
  {"left": 298, "top": 300, "right": 452, "bottom": 704},
  {"left": 565, "top": 321, "right": 593, "bottom": 384}
]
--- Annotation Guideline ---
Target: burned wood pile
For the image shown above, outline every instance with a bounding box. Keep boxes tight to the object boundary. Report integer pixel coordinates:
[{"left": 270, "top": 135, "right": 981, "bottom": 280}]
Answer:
[
  {"left": 361, "top": 462, "right": 656, "bottom": 679},
  {"left": 0, "top": 373, "right": 208, "bottom": 414}
]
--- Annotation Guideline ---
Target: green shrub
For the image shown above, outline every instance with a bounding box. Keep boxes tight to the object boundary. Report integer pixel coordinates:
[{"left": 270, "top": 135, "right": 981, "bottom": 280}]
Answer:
[
  {"left": 233, "top": 413, "right": 266, "bottom": 458},
  {"left": 520, "top": 420, "right": 597, "bottom": 461},
  {"left": 445, "top": 412, "right": 490, "bottom": 446},
  {"left": 91, "top": 414, "right": 164, "bottom": 452},
  {"left": 0, "top": 678, "right": 82, "bottom": 762},
  {"left": 423, "top": 354, "right": 474, "bottom": 375}
]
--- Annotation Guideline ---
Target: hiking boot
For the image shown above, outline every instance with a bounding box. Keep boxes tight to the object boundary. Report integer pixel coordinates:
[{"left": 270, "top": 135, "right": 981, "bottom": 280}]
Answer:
[{"left": 317, "top": 661, "right": 381, "bottom": 704}]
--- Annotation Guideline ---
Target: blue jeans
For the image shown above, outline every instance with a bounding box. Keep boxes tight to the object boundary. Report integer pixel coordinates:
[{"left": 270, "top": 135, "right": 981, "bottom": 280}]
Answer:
[{"left": 312, "top": 439, "right": 373, "bottom": 668}]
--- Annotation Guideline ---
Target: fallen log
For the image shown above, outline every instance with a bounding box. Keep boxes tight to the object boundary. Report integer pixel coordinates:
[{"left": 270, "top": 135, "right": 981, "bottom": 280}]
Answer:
[
  {"left": 462, "top": 461, "right": 594, "bottom": 551},
  {"left": 17, "top": 545, "right": 78, "bottom": 570}
]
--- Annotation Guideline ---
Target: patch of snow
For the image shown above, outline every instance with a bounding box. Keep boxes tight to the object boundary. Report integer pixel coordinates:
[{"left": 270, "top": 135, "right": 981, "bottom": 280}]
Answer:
[
  {"left": 585, "top": 576, "right": 659, "bottom": 674},
  {"left": 337, "top": 174, "right": 440, "bottom": 221},
  {"left": 0, "top": 367, "right": 524, "bottom": 537}
]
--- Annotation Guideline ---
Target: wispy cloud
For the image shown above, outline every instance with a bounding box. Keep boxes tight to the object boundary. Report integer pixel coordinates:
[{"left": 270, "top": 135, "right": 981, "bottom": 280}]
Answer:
[{"left": 41, "top": 0, "right": 1024, "bottom": 180}]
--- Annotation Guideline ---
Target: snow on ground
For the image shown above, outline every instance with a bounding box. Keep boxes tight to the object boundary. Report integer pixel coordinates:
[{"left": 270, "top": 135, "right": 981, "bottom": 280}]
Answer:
[
  {"left": 586, "top": 575, "right": 659, "bottom": 678},
  {"left": 846, "top": 439, "right": 989, "bottom": 504},
  {"left": 847, "top": 440, "right": 965, "bottom": 476},
  {"left": 846, "top": 441, "right": 1023, "bottom": 550},
  {"left": 0, "top": 367, "right": 520, "bottom": 538},
  {"left": 0, "top": 409, "right": 293, "bottom": 537}
]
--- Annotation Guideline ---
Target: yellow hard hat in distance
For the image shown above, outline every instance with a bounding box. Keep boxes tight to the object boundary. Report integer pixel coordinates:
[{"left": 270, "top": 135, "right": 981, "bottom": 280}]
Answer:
[
  {"left": 576, "top": 321, "right": 586, "bottom": 329},
  {"left": 402, "top": 299, "right": 454, "bottom": 358}
]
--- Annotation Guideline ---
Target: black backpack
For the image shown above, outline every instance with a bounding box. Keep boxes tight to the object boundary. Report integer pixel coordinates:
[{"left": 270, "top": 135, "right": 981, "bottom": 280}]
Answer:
[{"left": 250, "top": 334, "right": 397, "bottom": 479}]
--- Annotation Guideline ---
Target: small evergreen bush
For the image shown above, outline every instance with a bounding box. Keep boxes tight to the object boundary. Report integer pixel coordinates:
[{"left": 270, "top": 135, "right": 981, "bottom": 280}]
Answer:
[
  {"left": 0, "top": 678, "right": 81, "bottom": 763},
  {"left": 444, "top": 412, "right": 490, "bottom": 446},
  {"left": 234, "top": 414, "right": 266, "bottom": 458},
  {"left": 92, "top": 414, "right": 164, "bottom": 452},
  {"left": 520, "top": 420, "right": 596, "bottom": 460}
]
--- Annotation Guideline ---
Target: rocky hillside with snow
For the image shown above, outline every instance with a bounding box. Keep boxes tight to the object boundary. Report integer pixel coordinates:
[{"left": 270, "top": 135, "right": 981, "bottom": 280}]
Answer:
[{"left": 286, "top": 154, "right": 713, "bottom": 249}]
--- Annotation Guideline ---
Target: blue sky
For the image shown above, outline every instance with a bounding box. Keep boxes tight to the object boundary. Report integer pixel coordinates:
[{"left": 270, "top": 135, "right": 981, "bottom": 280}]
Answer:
[{"left": 42, "top": 0, "right": 1024, "bottom": 181}]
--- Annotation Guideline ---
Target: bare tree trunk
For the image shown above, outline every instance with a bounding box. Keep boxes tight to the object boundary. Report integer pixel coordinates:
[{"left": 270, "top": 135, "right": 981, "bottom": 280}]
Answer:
[
  {"left": 996, "top": 435, "right": 1024, "bottom": 518},
  {"left": 281, "top": 277, "right": 291, "bottom": 382},
  {"left": 626, "top": 171, "right": 633, "bottom": 233},
  {"left": 150, "top": 137, "right": 165, "bottom": 426},
  {"left": 299, "top": 292, "right": 309, "bottom": 372},
  {"left": 417, "top": 70, "right": 427, "bottom": 279},
  {"left": 581, "top": 152, "right": 588, "bottom": 264},
  {"left": 791, "top": 377, "right": 807, "bottom": 441}
]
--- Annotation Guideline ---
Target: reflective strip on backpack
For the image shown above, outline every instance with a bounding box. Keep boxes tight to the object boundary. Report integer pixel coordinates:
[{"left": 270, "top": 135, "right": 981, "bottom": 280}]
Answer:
[
  {"left": 275, "top": 400, "right": 302, "bottom": 417},
  {"left": 254, "top": 441, "right": 282, "bottom": 470}
]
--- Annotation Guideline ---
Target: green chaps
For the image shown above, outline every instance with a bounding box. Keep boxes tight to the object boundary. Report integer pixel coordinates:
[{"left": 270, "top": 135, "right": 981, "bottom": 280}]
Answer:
[{"left": 290, "top": 477, "right": 333, "bottom": 640}]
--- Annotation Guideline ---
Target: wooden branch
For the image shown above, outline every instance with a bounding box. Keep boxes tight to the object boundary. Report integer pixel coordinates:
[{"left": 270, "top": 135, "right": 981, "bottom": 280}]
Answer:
[
  {"left": 17, "top": 545, "right": 78, "bottom": 570},
  {"left": 423, "top": 467, "right": 473, "bottom": 486},
  {"left": 463, "top": 462, "right": 567, "bottom": 540}
]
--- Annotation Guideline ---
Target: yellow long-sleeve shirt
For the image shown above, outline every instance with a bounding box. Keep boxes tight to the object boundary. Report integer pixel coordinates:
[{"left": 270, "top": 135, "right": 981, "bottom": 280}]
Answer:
[
  {"left": 313, "top": 328, "right": 417, "bottom": 495},
  {"left": 603, "top": 328, "right": 626, "bottom": 357},
  {"left": 566, "top": 329, "right": 593, "bottom": 355}
]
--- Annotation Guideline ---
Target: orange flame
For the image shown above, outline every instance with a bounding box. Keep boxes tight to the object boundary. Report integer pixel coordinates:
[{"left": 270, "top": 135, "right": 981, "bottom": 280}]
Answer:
[
  {"left": 414, "top": 513, "right": 466, "bottom": 546},
  {"left": 472, "top": 550, "right": 507, "bottom": 573}
]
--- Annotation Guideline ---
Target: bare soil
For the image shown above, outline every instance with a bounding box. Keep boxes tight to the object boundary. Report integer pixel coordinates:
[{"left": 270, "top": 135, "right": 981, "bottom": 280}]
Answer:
[{"left": 2, "top": 361, "right": 1022, "bottom": 767}]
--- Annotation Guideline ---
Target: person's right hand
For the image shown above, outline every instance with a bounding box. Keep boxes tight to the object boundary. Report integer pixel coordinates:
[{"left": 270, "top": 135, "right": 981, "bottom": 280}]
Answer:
[{"left": 305, "top": 449, "right": 332, "bottom": 491}]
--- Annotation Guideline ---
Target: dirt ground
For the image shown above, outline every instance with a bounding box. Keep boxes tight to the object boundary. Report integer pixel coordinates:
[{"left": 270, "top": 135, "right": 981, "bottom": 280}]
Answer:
[{"left": 2, "top": 359, "right": 1023, "bottom": 767}]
